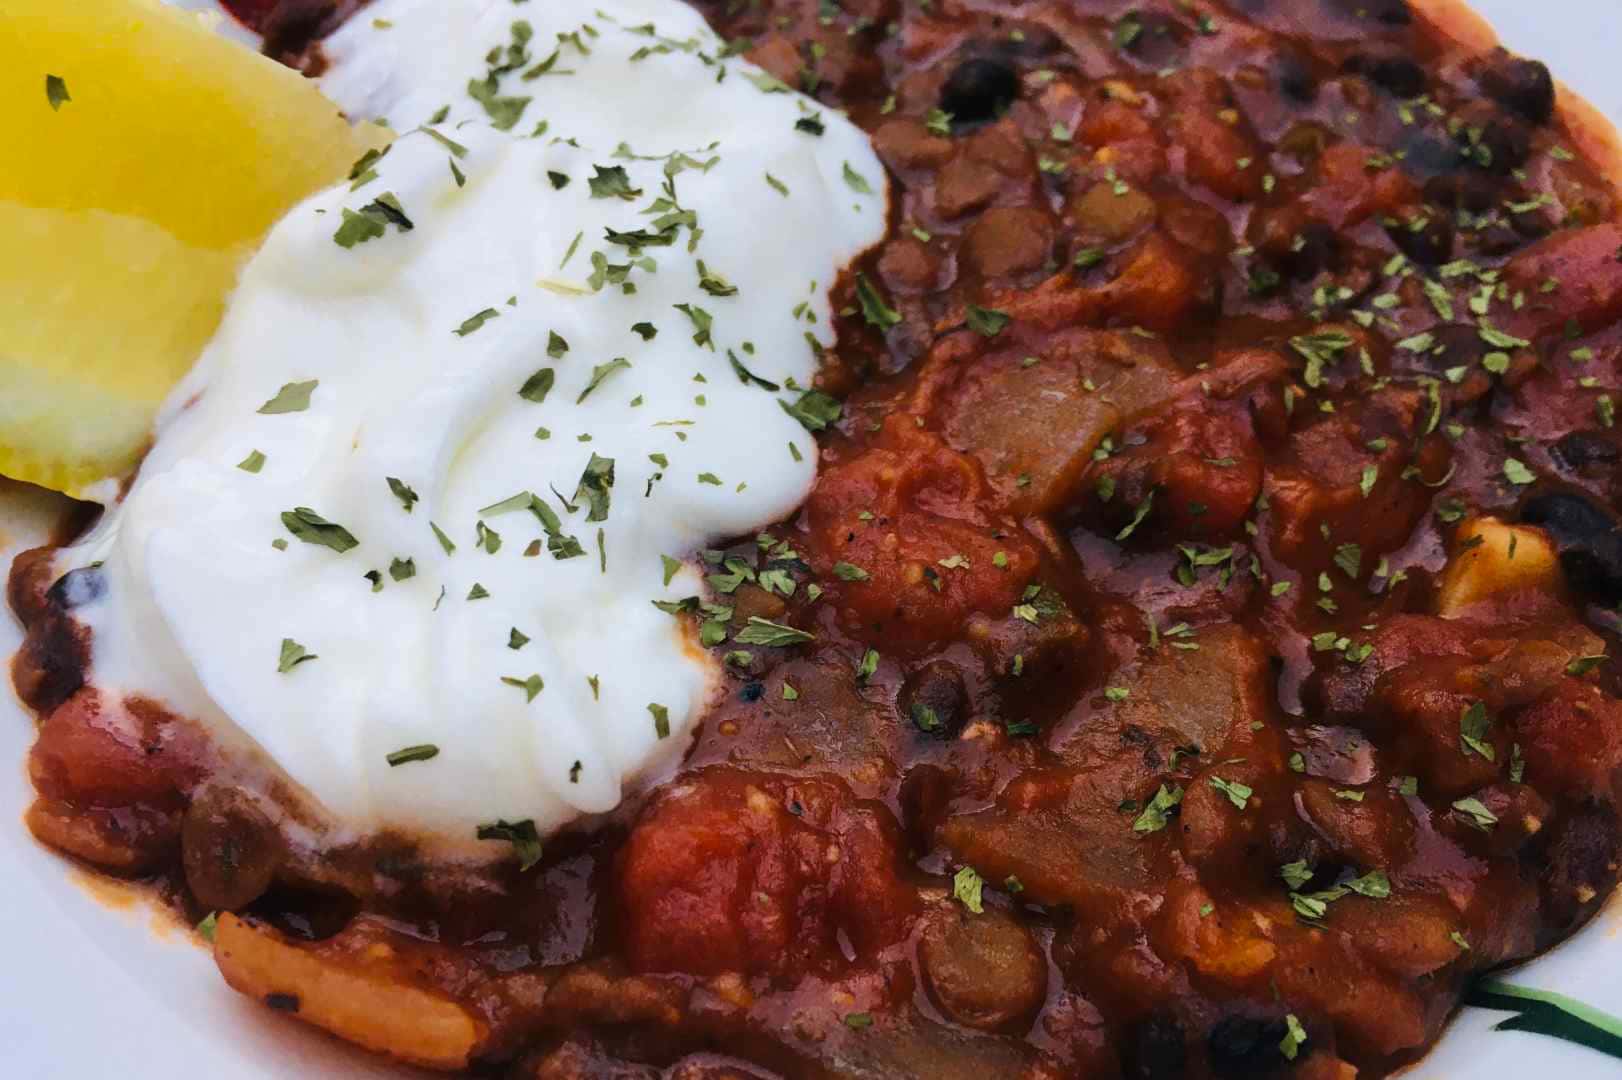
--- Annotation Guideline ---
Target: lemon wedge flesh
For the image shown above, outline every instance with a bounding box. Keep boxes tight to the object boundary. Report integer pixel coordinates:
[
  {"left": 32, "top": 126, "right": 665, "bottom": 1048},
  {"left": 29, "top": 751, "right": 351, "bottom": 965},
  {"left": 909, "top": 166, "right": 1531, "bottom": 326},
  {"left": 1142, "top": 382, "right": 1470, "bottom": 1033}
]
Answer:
[{"left": 0, "top": 0, "right": 386, "bottom": 496}]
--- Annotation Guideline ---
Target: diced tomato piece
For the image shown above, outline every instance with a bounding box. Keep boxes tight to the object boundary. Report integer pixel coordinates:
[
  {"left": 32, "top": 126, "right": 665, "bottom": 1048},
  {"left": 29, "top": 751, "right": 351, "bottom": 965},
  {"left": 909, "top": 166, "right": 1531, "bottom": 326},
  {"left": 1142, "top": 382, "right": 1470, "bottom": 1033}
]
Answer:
[
  {"left": 616, "top": 771, "right": 915, "bottom": 978},
  {"left": 1170, "top": 108, "right": 1263, "bottom": 203},
  {"left": 1300, "top": 143, "right": 1419, "bottom": 229},
  {"left": 1503, "top": 223, "right": 1622, "bottom": 340},
  {"left": 1514, "top": 680, "right": 1622, "bottom": 801},
  {"left": 804, "top": 418, "right": 1041, "bottom": 650},
  {"left": 1085, "top": 397, "right": 1267, "bottom": 540},
  {"left": 28, "top": 689, "right": 195, "bottom": 809}
]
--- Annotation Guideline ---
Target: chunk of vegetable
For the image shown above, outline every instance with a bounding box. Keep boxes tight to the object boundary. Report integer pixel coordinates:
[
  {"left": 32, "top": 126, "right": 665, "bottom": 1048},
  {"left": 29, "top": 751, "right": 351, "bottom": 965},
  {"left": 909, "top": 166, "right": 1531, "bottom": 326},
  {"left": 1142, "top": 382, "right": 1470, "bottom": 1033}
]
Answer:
[
  {"left": 28, "top": 688, "right": 192, "bottom": 810},
  {"left": 1436, "top": 516, "right": 1561, "bottom": 617},
  {"left": 1504, "top": 223, "right": 1622, "bottom": 340},
  {"left": 918, "top": 908, "right": 1047, "bottom": 1032},
  {"left": 939, "top": 329, "right": 1180, "bottom": 514},
  {"left": 960, "top": 207, "right": 1055, "bottom": 278},
  {"left": 804, "top": 419, "right": 1042, "bottom": 649},
  {"left": 212, "top": 914, "right": 485, "bottom": 1071},
  {"left": 1069, "top": 182, "right": 1158, "bottom": 243},
  {"left": 616, "top": 771, "right": 914, "bottom": 976},
  {"left": 940, "top": 763, "right": 1155, "bottom": 926},
  {"left": 25, "top": 798, "right": 173, "bottom": 874},
  {"left": 1154, "top": 881, "right": 1276, "bottom": 983},
  {"left": 1514, "top": 681, "right": 1622, "bottom": 802},
  {"left": 1115, "top": 624, "right": 1275, "bottom": 758}
]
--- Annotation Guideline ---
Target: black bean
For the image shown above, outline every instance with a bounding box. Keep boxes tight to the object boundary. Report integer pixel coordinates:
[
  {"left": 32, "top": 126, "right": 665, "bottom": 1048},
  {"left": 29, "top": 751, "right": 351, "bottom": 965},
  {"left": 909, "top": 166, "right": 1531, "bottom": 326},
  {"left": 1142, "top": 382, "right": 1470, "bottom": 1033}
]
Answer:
[
  {"left": 46, "top": 565, "right": 106, "bottom": 610},
  {"left": 1274, "top": 50, "right": 1318, "bottom": 104},
  {"left": 1469, "top": 119, "right": 1532, "bottom": 176},
  {"left": 248, "top": 885, "right": 359, "bottom": 942},
  {"left": 1279, "top": 222, "right": 1339, "bottom": 281},
  {"left": 1510, "top": 208, "right": 1553, "bottom": 245},
  {"left": 899, "top": 660, "right": 968, "bottom": 738},
  {"left": 1364, "top": 0, "right": 1413, "bottom": 24},
  {"left": 1403, "top": 131, "right": 1466, "bottom": 178},
  {"left": 1345, "top": 54, "right": 1425, "bottom": 99},
  {"left": 1480, "top": 51, "right": 1556, "bottom": 126},
  {"left": 739, "top": 681, "right": 764, "bottom": 702},
  {"left": 1207, "top": 1015, "right": 1291, "bottom": 1077},
  {"left": 1475, "top": 222, "right": 1527, "bottom": 258},
  {"left": 1552, "top": 431, "right": 1621, "bottom": 473},
  {"left": 1424, "top": 171, "right": 1498, "bottom": 214},
  {"left": 1387, "top": 214, "right": 1455, "bottom": 267},
  {"left": 938, "top": 56, "right": 1019, "bottom": 129},
  {"left": 1373, "top": 57, "right": 1426, "bottom": 98},
  {"left": 1540, "top": 804, "right": 1621, "bottom": 931},
  {"left": 1125, "top": 1013, "right": 1188, "bottom": 1080},
  {"left": 1327, "top": 0, "right": 1411, "bottom": 23},
  {"left": 1520, "top": 491, "right": 1622, "bottom": 605},
  {"left": 1375, "top": 0, "right": 1412, "bottom": 23},
  {"left": 259, "top": 0, "right": 348, "bottom": 65}
]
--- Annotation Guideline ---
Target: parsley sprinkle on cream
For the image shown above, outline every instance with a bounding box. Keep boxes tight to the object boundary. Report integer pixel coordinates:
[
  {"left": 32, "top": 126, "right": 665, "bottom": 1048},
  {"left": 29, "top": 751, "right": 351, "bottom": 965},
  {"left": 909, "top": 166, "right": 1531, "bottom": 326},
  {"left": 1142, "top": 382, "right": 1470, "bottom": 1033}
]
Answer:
[
  {"left": 842, "top": 161, "right": 874, "bottom": 194},
  {"left": 501, "top": 673, "right": 544, "bottom": 701},
  {"left": 387, "top": 477, "right": 419, "bottom": 512},
  {"left": 257, "top": 380, "right": 318, "bottom": 414},
  {"left": 577, "top": 358, "right": 630, "bottom": 403},
  {"left": 454, "top": 308, "right": 501, "bottom": 336},
  {"left": 387, "top": 744, "right": 440, "bottom": 766},
  {"left": 518, "top": 368, "right": 556, "bottom": 403},
  {"left": 475, "top": 819, "right": 542, "bottom": 869},
  {"left": 281, "top": 508, "right": 359, "bottom": 553},
  {"left": 56, "top": 0, "right": 887, "bottom": 852},
  {"left": 277, "top": 638, "right": 317, "bottom": 673}
]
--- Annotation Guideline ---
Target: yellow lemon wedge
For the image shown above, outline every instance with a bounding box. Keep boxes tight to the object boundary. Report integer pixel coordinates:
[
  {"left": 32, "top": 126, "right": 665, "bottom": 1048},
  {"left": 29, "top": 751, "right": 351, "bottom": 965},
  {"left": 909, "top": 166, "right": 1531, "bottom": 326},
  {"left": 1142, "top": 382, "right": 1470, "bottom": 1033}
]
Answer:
[{"left": 0, "top": 0, "right": 387, "bottom": 496}]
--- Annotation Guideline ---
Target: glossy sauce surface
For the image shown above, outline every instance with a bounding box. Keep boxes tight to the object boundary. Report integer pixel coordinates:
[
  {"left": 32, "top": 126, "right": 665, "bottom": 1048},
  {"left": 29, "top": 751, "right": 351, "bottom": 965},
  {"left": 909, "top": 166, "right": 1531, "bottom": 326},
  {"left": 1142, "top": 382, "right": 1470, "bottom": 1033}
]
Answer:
[{"left": 18, "top": 1, "right": 1622, "bottom": 1077}]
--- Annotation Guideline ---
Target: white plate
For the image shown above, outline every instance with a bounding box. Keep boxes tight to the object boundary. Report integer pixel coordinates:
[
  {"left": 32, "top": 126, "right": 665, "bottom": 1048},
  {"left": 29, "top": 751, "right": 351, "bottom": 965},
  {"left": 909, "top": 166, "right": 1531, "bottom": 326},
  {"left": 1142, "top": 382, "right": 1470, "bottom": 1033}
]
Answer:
[{"left": 3, "top": 2, "right": 1621, "bottom": 1076}]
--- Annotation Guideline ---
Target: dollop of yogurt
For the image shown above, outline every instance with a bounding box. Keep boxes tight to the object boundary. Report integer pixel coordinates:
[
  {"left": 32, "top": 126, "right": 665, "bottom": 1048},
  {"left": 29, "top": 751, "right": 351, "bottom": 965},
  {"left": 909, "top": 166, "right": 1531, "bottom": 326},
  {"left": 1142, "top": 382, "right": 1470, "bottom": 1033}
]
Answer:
[{"left": 55, "top": 0, "right": 885, "bottom": 850}]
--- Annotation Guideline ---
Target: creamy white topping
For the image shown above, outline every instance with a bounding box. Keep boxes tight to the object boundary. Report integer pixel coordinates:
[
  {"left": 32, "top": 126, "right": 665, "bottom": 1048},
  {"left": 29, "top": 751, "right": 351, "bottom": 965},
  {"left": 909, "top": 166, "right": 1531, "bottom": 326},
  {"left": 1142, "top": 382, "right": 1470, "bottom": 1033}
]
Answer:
[{"left": 56, "top": 0, "right": 884, "bottom": 850}]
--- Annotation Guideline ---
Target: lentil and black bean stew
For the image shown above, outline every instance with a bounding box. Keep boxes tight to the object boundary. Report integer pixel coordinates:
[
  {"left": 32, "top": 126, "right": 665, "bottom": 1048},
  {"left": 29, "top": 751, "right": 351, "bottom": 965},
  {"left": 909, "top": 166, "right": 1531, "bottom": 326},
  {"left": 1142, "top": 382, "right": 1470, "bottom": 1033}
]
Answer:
[{"left": 14, "top": 0, "right": 1622, "bottom": 1076}]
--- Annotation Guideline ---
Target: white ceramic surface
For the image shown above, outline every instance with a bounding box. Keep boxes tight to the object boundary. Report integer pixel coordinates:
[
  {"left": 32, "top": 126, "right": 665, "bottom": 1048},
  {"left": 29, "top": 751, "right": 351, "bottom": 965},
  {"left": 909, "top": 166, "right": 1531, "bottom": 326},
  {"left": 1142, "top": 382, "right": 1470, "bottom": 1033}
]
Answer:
[{"left": 3, "top": 1, "right": 1621, "bottom": 1076}]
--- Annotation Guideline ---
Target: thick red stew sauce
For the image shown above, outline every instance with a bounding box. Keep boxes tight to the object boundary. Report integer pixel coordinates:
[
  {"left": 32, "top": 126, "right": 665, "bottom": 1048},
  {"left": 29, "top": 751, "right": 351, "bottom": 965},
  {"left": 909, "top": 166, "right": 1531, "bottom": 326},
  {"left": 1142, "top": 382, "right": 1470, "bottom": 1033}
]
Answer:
[{"left": 14, "top": 0, "right": 1622, "bottom": 1077}]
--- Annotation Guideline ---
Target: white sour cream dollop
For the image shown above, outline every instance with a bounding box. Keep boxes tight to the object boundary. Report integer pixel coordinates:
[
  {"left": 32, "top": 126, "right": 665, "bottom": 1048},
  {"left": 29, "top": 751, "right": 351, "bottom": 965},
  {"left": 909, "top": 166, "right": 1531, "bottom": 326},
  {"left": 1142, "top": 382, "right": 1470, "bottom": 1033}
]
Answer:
[{"left": 55, "top": 0, "right": 885, "bottom": 850}]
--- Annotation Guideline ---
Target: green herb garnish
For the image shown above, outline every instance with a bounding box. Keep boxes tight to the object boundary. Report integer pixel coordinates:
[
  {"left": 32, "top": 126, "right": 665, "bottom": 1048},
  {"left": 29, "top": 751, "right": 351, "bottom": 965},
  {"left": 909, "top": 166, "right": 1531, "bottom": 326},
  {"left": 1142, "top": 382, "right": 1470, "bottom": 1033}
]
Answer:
[
  {"left": 386, "top": 744, "right": 439, "bottom": 767},
  {"left": 257, "top": 380, "right": 318, "bottom": 414},
  {"left": 277, "top": 637, "right": 317, "bottom": 673},
  {"left": 281, "top": 507, "right": 358, "bottom": 553}
]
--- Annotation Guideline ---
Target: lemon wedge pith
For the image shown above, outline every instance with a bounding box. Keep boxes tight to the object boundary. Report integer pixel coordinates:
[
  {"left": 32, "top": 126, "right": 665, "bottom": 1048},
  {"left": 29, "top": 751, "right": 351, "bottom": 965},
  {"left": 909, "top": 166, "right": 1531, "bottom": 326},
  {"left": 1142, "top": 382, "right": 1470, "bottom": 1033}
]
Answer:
[{"left": 0, "top": 0, "right": 386, "bottom": 496}]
